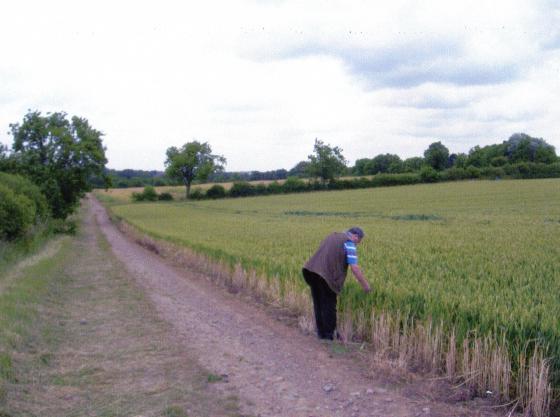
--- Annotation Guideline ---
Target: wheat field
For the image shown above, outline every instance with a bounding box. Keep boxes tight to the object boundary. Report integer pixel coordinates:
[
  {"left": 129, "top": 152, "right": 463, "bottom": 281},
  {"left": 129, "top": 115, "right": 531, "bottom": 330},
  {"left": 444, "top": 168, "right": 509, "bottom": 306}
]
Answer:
[{"left": 98, "top": 179, "right": 560, "bottom": 414}]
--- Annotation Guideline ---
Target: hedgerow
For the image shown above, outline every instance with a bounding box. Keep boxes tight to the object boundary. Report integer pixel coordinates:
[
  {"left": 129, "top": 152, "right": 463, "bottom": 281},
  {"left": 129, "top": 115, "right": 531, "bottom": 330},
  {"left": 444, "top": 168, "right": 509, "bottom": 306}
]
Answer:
[
  {"left": 180, "top": 162, "right": 560, "bottom": 201},
  {"left": 0, "top": 173, "right": 47, "bottom": 240}
]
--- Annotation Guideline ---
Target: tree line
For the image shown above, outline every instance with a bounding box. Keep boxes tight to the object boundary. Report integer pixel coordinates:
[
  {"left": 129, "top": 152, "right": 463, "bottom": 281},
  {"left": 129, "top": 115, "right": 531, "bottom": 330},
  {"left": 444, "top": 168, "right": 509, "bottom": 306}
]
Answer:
[
  {"left": 95, "top": 168, "right": 170, "bottom": 188},
  {"left": 93, "top": 133, "right": 559, "bottom": 193},
  {"left": 157, "top": 161, "right": 558, "bottom": 202},
  {"left": 353, "top": 134, "right": 557, "bottom": 176},
  {"left": 162, "top": 135, "right": 559, "bottom": 200}
]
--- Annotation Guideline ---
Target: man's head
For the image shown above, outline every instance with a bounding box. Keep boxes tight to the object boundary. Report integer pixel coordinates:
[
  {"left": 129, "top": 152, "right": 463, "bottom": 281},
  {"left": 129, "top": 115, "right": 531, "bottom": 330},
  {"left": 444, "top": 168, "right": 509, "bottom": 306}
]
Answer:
[{"left": 347, "top": 227, "right": 365, "bottom": 244}]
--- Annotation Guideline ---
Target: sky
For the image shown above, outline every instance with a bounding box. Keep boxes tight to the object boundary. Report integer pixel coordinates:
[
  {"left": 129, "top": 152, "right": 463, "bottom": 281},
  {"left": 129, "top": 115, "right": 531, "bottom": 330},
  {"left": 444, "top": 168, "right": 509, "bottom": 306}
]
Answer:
[{"left": 1, "top": 0, "right": 559, "bottom": 172}]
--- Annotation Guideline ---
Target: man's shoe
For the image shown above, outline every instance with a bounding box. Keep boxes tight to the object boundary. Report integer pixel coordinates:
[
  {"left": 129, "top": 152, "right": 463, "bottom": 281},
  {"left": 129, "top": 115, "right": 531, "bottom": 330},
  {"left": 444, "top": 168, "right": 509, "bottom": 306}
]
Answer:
[{"left": 318, "top": 332, "right": 334, "bottom": 340}]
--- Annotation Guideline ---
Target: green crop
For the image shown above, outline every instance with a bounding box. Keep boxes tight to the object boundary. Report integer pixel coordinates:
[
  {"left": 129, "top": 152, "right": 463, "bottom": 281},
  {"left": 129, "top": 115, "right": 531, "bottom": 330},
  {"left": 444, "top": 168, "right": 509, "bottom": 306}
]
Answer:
[{"left": 105, "top": 179, "right": 560, "bottom": 393}]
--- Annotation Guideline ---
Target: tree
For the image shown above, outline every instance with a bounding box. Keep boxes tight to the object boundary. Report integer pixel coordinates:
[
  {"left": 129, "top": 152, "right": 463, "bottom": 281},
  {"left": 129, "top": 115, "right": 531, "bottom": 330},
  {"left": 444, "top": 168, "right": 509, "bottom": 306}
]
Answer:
[
  {"left": 165, "top": 141, "right": 225, "bottom": 199},
  {"left": 353, "top": 158, "right": 372, "bottom": 175},
  {"left": 0, "top": 183, "right": 35, "bottom": 240},
  {"left": 288, "top": 161, "right": 310, "bottom": 178},
  {"left": 467, "top": 143, "right": 507, "bottom": 167},
  {"left": 490, "top": 156, "right": 508, "bottom": 167},
  {"left": 403, "top": 157, "right": 424, "bottom": 172},
  {"left": 353, "top": 154, "right": 403, "bottom": 175},
  {"left": 9, "top": 111, "right": 107, "bottom": 219},
  {"left": 306, "top": 139, "right": 347, "bottom": 182},
  {"left": 424, "top": 141, "right": 450, "bottom": 171},
  {"left": 505, "top": 133, "right": 556, "bottom": 164},
  {"left": 371, "top": 153, "right": 403, "bottom": 174},
  {"left": 450, "top": 153, "right": 468, "bottom": 168}
]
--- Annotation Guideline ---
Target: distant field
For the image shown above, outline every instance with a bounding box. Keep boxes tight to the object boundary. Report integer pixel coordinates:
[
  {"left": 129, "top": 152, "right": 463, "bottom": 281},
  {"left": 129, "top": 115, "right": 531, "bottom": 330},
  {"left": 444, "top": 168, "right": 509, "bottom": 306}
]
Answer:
[
  {"left": 97, "top": 179, "right": 560, "bottom": 402},
  {"left": 97, "top": 179, "right": 288, "bottom": 203},
  {"left": 96, "top": 175, "right": 378, "bottom": 203}
]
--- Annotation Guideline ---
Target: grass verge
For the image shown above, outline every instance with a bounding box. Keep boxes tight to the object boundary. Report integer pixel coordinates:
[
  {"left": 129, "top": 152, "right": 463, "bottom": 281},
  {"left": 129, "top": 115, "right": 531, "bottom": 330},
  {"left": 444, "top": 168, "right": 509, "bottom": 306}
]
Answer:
[{"left": 0, "top": 204, "right": 247, "bottom": 417}]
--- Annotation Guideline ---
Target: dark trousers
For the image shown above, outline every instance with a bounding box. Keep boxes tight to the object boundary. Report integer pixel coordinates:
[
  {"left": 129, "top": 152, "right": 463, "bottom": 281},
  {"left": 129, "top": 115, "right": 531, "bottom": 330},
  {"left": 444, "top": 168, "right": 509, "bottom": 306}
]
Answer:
[{"left": 302, "top": 268, "right": 337, "bottom": 340}]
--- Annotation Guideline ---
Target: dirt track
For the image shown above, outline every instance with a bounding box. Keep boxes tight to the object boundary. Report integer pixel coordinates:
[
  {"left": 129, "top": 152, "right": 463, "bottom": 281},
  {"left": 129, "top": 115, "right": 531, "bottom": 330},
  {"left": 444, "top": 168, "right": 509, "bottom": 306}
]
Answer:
[{"left": 91, "top": 196, "right": 503, "bottom": 417}]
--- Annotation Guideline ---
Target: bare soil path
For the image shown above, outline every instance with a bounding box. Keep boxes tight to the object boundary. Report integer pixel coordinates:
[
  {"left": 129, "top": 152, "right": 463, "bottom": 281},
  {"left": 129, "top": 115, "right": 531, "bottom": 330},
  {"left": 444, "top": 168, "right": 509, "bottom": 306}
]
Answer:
[{"left": 90, "top": 196, "right": 506, "bottom": 417}]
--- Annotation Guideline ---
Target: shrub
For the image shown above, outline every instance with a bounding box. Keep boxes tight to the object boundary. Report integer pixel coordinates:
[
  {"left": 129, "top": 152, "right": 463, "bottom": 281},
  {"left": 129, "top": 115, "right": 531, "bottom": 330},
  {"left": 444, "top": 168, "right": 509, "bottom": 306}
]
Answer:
[
  {"left": 371, "top": 173, "right": 421, "bottom": 187},
  {"left": 142, "top": 186, "right": 158, "bottom": 201},
  {"left": 266, "top": 181, "right": 283, "bottom": 195},
  {"left": 491, "top": 156, "right": 508, "bottom": 167},
  {"left": 504, "top": 162, "right": 560, "bottom": 179},
  {"left": 206, "top": 184, "right": 226, "bottom": 199},
  {"left": 481, "top": 166, "right": 505, "bottom": 179},
  {"left": 254, "top": 183, "right": 268, "bottom": 196},
  {"left": 0, "top": 184, "right": 35, "bottom": 240},
  {"left": 0, "top": 172, "right": 49, "bottom": 220},
  {"left": 329, "top": 179, "right": 357, "bottom": 190},
  {"left": 353, "top": 177, "right": 372, "bottom": 188},
  {"left": 282, "top": 177, "right": 308, "bottom": 193},
  {"left": 189, "top": 188, "right": 205, "bottom": 200},
  {"left": 131, "top": 191, "right": 143, "bottom": 201},
  {"left": 515, "top": 162, "right": 532, "bottom": 178},
  {"left": 158, "top": 192, "right": 174, "bottom": 201},
  {"left": 442, "top": 167, "right": 469, "bottom": 181},
  {"left": 308, "top": 180, "right": 327, "bottom": 191},
  {"left": 466, "top": 165, "right": 481, "bottom": 179},
  {"left": 543, "top": 162, "right": 560, "bottom": 177},
  {"left": 326, "top": 180, "right": 344, "bottom": 190},
  {"left": 131, "top": 186, "right": 159, "bottom": 202},
  {"left": 229, "top": 181, "right": 255, "bottom": 197},
  {"left": 49, "top": 218, "right": 77, "bottom": 235},
  {"left": 419, "top": 167, "right": 440, "bottom": 183}
]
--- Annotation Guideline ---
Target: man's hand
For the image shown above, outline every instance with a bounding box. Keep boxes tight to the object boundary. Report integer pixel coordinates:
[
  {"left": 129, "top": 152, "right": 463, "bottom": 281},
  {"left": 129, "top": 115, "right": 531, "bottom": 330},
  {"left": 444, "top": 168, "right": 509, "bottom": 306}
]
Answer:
[{"left": 350, "top": 264, "right": 371, "bottom": 293}]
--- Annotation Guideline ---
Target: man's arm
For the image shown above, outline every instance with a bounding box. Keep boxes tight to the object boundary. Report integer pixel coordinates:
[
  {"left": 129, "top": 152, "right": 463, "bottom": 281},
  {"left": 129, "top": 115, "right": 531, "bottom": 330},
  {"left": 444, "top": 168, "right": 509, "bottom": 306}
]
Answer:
[{"left": 350, "top": 264, "right": 371, "bottom": 292}]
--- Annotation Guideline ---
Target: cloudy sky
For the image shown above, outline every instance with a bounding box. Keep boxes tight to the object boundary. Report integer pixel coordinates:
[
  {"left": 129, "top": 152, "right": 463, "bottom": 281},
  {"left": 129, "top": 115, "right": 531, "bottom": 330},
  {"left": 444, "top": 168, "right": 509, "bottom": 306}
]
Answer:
[{"left": 1, "top": 0, "right": 559, "bottom": 171}]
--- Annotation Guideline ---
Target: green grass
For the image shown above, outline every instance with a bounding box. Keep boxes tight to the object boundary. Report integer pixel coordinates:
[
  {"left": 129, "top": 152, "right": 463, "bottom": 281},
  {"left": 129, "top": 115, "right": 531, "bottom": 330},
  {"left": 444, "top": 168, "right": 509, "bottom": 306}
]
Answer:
[
  {"left": 0, "top": 239, "right": 70, "bottom": 345},
  {"left": 0, "top": 354, "right": 14, "bottom": 383},
  {"left": 162, "top": 405, "right": 189, "bottom": 417},
  {"left": 0, "top": 234, "right": 71, "bottom": 411},
  {"left": 207, "top": 373, "right": 225, "bottom": 383},
  {"left": 1, "top": 203, "right": 248, "bottom": 416},
  {"left": 102, "top": 179, "right": 560, "bottom": 383},
  {"left": 0, "top": 224, "right": 52, "bottom": 275}
]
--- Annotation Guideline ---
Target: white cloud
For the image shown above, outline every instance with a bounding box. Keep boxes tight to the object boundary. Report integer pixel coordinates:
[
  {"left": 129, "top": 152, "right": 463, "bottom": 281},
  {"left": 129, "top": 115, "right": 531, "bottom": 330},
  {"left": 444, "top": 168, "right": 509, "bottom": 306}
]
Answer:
[{"left": 0, "top": 0, "right": 559, "bottom": 171}]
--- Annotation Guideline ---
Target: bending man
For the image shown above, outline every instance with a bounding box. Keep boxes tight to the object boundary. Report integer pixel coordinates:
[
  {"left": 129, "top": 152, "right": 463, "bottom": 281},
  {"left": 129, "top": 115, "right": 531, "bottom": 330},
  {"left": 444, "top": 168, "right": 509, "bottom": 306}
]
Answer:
[{"left": 302, "top": 227, "right": 371, "bottom": 340}]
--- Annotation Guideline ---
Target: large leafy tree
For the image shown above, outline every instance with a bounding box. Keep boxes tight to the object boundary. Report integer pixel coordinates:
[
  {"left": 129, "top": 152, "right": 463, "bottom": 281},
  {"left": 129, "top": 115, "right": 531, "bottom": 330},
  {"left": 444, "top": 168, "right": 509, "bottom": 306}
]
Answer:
[
  {"left": 306, "top": 139, "right": 347, "bottom": 182},
  {"left": 165, "top": 141, "right": 226, "bottom": 199},
  {"left": 353, "top": 154, "right": 403, "bottom": 175},
  {"left": 465, "top": 134, "right": 557, "bottom": 167},
  {"left": 424, "top": 141, "right": 450, "bottom": 171},
  {"left": 286, "top": 161, "right": 308, "bottom": 178},
  {"left": 9, "top": 111, "right": 107, "bottom": 219},
  {"left": 467, "top": 144, "right": 507, "bottom": 167},
  {"left": 288, "top": 161, "right": 311, "bottom": 178},
  {"left": 403, "top": 156, "right": 424, "bottom": 172},
  {"left": 505, "top": 133, "right": 556, "bottom": 163},
  {"left": 353, "top": 158, "right": 372, "bottom": 176},
  {"left": 449, "top": 152, "right": 468, "bottom": 168},
  {"left": 377, "top": 154, "right": 404, "bottom": 173}
]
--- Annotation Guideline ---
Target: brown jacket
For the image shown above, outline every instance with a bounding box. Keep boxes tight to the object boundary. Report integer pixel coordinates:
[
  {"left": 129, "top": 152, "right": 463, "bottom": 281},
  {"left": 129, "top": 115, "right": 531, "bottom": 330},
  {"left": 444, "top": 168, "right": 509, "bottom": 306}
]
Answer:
[{"left": 304, "top": 232, "right": 350, "bottom": 294}]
